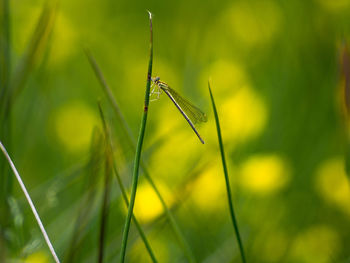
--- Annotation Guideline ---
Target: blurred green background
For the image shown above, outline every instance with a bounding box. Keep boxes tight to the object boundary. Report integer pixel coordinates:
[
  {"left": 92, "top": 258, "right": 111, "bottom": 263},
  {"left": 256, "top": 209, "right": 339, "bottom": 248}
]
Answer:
[{"left": 1, "top": 0, "right": 350, "bottom": 262}]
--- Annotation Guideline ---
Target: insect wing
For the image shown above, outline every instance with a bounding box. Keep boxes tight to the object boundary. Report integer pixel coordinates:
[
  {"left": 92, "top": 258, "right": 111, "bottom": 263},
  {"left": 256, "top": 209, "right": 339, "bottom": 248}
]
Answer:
[{"left": 164, "top": 86, "right": 207, "bottom": 124}]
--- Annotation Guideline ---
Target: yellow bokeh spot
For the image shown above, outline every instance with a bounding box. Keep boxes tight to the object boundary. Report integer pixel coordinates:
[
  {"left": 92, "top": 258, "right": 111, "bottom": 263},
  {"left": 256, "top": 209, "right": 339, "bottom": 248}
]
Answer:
[
  {"left": 239, "top": 154, "right": 290, "bottom": 195},
  {"left": 48, "top": 12, "right": 77, "bottom": 65},
  {"left": 220, "top": 85, "right": 267, "bottom": 143},
  {"left": 290, "top": 225, "right": 340, "bottom": 263},
  {"left": 191, "top": 162, "right": 226, "bottom": 212},
  {"left": 53, "top": 101, "right": 99, "bottom": 153},
  {"left": 316, "top": 0, "right": 350, "bottom": 12},
  {"left": 25, "top": 251, "right": 49, "bottom": 263},
  {"left": 133, "top": 182, "right": 173, "bottom": 224},
  {"left": 315, "top": 157, "right": 350, "bottom": 215},
  {"left": 227, "top": 0, "right": 282, "bottom": 46}
]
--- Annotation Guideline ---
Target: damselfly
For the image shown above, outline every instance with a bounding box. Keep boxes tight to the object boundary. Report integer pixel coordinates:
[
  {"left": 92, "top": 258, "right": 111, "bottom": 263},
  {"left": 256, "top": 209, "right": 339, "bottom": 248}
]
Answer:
[{"left": 151, "top": 76, "right": 207, "bottom": 144}]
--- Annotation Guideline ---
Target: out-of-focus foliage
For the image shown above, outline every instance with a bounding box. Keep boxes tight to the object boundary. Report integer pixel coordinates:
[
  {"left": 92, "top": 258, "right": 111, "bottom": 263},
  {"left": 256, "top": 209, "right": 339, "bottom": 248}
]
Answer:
[{"left": 1, "top": 0, "right": 350, "bottom": 262}]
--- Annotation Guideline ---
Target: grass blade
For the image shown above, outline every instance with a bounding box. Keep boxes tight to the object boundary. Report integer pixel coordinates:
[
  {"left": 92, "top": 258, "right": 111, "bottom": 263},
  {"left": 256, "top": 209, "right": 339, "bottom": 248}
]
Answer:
[
  {"left": 119, "top": 11, "right": 153, "bottom": 262},
  {"left": 208, "top": 82, "right": 246, "bottom": 263},
  {"left": 0, "top": 141, "right": 61, "bottom": 263},
  {"left": 98, "top": 102, "right": 158, "bottom": 263},
  {"left": 85, "top": 34, "right": 196, "bottom": 263}
]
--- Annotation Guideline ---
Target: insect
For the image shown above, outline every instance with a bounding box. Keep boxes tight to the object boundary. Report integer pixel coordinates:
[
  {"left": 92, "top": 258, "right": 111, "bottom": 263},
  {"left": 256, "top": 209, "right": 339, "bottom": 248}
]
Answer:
[{"left": 151, "top": 76, "right": 207, "bottom": 144}]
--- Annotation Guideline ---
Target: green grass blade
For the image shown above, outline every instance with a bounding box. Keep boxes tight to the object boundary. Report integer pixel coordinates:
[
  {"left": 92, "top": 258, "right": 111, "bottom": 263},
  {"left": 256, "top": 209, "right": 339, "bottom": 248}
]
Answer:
[
  {"left": 85, "top": 35, "right": 196, "bottom": 263},
  {"left": 119, "top": 11, "right": 153, "bottom": 262},
  {"left": 208, "top": 82, "right": 246, "bottom": 263},
  {"left": 98, "top": 102, "right": 158, "bottom": 263}
]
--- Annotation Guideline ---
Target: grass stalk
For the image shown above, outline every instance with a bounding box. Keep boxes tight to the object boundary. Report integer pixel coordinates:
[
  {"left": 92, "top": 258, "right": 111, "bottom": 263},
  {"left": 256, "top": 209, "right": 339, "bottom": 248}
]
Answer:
[
  {"left": 98, "top": 103, "right": 158, "bottom": 263},
  {"left": 208, "top": 83, "right": 246, "bottom": 263},
  {"left": 119, "top": 11, "right": 153, "bottom": 262},
  {"left": 0, "top": 141, "right": 60, "bottom": 263},
  {"left": 85, "top": 35, "right": 196, "bottom": 263}
]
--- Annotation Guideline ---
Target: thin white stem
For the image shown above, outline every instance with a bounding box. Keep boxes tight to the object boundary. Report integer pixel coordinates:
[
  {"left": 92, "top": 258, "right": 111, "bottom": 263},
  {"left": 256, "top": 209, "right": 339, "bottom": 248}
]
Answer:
[{"left": 0, "top": 141, "right": 60, "bottom": 263}]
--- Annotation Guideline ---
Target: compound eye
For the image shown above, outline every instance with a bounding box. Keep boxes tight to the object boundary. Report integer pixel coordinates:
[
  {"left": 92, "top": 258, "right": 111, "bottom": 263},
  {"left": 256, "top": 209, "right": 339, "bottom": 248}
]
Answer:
[{"left": 155, "top": 76, "right": 160, "bottom": 81}]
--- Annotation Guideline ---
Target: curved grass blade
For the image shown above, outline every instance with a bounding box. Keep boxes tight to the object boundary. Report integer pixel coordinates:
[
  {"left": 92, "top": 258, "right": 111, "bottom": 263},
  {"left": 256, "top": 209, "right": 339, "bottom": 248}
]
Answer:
[
  {"left": 98, "top": 102, "right": 158, "bottom": 263},
  {"left": 208, "top": 82, "right": 246, "bottom": 263},
  {"left": 0, "top": 141, "right": 60, "bottom": 263},
  {"left": 1, "top": 4, "right": 57, "bottom": 248}
]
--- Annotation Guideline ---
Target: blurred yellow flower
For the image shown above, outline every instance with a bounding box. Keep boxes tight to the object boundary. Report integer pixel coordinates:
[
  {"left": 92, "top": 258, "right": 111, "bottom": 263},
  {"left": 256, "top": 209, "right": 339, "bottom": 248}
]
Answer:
[
  {"left": 219, "top": 85, "right": 267, "bottom": 143},
  {"left": 290, "top": 225, "right": 340, "bottom": 263},
  {"left": 25, "top": 251, "right": 49, "bottom": 263},
  {"left": 133, "top": 182, "right": 173, "bottom": 224},
  {"left": 315, "top": 157, "right": 350, "bottom": 216},
  {"left": 239, "top": 154, "right": 290, "bottom": 195},
  {"left": 227, "top": 0, "right": 282, "bottom": 46},
  {"left": 191, "top": 162, "right": 226, "bottom": 212},
  {"left": 53, "top": 101, "right": 99, "bottom": 153}
]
